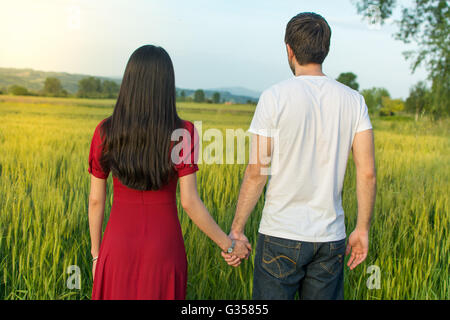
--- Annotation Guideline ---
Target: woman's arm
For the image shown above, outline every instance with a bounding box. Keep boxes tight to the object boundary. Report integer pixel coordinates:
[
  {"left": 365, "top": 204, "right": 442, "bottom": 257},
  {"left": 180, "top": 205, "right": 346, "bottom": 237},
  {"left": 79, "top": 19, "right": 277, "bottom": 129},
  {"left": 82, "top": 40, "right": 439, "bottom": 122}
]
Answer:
[
  {"left": 179, "top": 173, "right": 251, "bottom": 259},
  {"left": 88, "top": 175, "right": 107, "bottom": 258}
]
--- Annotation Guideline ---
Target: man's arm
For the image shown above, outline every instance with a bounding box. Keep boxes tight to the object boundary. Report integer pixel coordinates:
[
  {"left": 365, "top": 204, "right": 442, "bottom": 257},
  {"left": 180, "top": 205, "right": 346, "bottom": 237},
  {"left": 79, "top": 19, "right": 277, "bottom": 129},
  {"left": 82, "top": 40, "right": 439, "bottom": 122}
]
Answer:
[
  {"left": 346, "top": 129, "right": 377, "bottom": 270},
  {"left": 230, "top": 134, "right": 272, "bottom": 235},
  {"left": 222, "top": 134, "right": 272, "bottom": 266}
]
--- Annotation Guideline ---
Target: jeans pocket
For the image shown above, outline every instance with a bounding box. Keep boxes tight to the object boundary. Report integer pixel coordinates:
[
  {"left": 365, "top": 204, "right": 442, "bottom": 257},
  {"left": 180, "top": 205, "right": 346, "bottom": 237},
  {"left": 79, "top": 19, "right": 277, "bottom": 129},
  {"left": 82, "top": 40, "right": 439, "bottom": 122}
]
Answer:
[
  {"left": 330, "top": 238, "right": 346, "bottom": 251},
  {"left": 261, "top": 236, "right": 301, "bottom": 279},
  {"left": 319, "top": 239, "right": 346, "bottom": 276}
]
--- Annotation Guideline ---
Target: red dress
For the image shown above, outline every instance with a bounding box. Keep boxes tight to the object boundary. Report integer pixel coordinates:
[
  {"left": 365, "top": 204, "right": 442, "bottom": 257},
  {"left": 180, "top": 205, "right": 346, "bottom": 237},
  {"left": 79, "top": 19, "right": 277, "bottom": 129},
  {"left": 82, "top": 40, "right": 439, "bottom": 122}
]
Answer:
[{"left": 88, "top": 119, "right": 198, "bottom": 300}]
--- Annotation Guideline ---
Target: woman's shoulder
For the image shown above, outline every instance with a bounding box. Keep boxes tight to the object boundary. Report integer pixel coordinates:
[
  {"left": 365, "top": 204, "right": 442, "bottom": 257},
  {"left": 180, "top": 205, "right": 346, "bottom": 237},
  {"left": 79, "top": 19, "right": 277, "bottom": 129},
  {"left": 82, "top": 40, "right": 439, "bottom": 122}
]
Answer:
[
  {"left": 97, "top": 117, "right": 109, "bottom": 129},
  {"left": 179, "top": 119, "right": 197, "bottom": 135},
  {"left": 93, "top": 117, "right": 110, "bottom": 136},
  {"left": 180, "top": 119, "right": 194, "bottom": 129}
]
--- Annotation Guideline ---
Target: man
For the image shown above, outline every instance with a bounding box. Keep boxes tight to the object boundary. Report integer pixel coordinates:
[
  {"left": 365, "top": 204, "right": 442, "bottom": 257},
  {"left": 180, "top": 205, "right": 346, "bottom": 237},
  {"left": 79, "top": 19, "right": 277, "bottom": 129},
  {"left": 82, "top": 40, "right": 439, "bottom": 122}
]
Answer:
[{"left": 222, "top": 12, "right": 376, "bottom": 300}]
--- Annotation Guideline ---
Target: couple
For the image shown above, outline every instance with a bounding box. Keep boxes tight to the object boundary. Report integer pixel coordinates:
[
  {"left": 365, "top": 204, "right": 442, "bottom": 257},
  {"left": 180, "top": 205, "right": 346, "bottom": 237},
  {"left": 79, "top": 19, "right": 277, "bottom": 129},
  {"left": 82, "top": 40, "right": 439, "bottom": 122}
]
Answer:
[{"left": 88, "top": 12, "right": 376, "bottom": 300}]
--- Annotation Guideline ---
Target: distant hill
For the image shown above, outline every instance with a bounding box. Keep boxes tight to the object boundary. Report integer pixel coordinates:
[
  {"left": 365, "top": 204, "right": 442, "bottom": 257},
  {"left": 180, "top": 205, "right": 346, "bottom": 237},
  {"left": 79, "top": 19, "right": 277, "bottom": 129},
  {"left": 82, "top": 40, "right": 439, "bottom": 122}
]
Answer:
[
  {"left": 209, "top": 86, "right": 261, "bottom": 99},
  {"left": 175, "top": 88, "right": 257, "bottom": 104},
  {"left": 0, "top": 67, "right": 121, "bottom": 94},
  {"left": 0, "top": 67, "right": 258, "bottom": 103}
]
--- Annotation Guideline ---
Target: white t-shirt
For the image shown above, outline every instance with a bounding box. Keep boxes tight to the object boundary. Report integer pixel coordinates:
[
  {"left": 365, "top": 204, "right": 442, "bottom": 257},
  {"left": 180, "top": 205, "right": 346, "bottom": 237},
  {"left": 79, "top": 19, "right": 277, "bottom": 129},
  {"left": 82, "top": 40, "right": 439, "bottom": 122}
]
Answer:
[{"left": 249, "top": 75, "right": 372, "bottom": 242}]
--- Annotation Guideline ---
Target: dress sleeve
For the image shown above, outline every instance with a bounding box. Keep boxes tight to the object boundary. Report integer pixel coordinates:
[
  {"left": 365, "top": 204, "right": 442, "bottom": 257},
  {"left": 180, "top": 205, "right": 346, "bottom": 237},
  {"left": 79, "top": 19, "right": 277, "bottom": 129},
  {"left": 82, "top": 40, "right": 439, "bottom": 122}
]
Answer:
[
  {"left": 88, "top": 121, "right": 110, "bottom": 179},
  {"left": 174, "top": 121, "right": 199, "bottom": 178}
]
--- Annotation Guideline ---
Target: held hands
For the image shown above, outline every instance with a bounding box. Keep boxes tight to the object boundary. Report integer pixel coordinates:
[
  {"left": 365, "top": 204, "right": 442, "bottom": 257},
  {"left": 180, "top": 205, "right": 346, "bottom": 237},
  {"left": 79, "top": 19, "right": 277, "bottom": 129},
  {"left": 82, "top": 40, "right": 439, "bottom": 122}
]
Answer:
[{"left": 221, "top": 231, "right": 252, "bottom": 267}]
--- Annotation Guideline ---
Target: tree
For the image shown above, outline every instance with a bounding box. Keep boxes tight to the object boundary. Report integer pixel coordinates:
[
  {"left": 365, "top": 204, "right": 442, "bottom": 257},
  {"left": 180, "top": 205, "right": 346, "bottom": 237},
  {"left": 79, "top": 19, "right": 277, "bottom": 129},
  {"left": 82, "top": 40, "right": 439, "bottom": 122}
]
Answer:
[
  {"left": 429, "top": 75, "right": 450, "bottom": 119},
  {"left": 336, "top": 72, "right": 359, "bottom": 90},
  {"left": 177, "top": 90, "right": 186, "bottom": 102},
  {"left": 355, "top": 0, "right": 449, "bottom": 118},
  {"left": 212, "top": 92, "right": 221, "bottom": 104},
  {"left": 405, "top": 82, "right": 430, "bottom": 121},
  {"left": 43, "top": 77, "right": 66, "bottom": 97},
  {"left": 9, "top": 85, "right": 29, "bottom": 96},
  {"left": 361, "top": 87, "right": 390, "bottom": 113},
  {"left": 77, "top": 77, "right": 102, "bottom": 98},
  {"left": 102, "top": 80, "right": 119, "bottom": 98},
  {"left": 194, "top": 89, "right": 205, "bottom": 103},
  {"left": 379, "top": 96, "right": 404, "bottom": 116}
]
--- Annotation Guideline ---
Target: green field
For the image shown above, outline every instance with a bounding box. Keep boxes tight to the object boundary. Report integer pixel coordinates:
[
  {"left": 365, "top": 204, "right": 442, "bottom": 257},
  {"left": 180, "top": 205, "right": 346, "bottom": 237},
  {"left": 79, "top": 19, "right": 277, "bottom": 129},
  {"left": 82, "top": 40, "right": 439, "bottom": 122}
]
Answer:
[{"left": 0, "top": 95, "right": 448, "bottom": 300}]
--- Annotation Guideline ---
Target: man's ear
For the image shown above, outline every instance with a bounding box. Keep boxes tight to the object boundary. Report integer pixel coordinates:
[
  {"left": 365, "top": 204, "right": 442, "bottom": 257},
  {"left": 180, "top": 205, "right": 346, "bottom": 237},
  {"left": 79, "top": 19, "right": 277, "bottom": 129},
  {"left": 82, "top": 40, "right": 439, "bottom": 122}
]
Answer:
[{"left": 286, "top": 43, "right": 294, "bottom": 60}]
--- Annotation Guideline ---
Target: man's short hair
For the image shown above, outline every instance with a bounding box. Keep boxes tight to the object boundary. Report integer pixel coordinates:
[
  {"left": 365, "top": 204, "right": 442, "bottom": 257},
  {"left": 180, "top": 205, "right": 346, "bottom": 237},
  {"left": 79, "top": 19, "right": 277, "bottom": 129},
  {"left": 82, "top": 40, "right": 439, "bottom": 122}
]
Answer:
[{"left": 285, "top": 12, "right": 331, "bottom": 65}]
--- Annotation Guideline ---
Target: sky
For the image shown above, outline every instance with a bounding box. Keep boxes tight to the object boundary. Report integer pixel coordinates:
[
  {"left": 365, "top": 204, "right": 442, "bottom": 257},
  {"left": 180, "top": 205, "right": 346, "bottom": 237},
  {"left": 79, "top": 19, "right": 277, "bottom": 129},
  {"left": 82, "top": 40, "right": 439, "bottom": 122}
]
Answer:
[{"left": 0, "top": 0, "right": 428, "bottom": 98}]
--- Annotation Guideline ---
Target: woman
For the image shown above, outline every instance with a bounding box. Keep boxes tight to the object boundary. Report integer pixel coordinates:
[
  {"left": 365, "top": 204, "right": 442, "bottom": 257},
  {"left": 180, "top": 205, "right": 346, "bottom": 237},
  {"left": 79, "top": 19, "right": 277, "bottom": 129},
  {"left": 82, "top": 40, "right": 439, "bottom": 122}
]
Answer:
[{"left": 88, "top": 45, "right": 250, "bottom": 300}]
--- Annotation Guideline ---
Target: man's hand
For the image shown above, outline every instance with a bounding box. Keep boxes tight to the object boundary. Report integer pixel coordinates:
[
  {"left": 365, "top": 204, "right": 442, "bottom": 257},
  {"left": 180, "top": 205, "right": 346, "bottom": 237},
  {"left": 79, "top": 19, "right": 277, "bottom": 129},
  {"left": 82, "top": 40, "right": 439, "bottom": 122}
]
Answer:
[
  {"left": 348, "top": 129, "right": 375, "bottom": 270},
  {"left": 345, "top": 229, "right": 369, "bottom": 270},
  {"left": 221, "top": 232, "right": 252, "bottom": 267}
]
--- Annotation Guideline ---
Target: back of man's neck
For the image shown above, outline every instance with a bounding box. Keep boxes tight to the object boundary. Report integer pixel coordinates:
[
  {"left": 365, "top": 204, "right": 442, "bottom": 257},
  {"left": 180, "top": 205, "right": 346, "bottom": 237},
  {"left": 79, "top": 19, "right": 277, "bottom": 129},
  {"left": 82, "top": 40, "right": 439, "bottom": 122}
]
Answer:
[{"left": 294, "top": 64, "right": 325, "bottom": 77}]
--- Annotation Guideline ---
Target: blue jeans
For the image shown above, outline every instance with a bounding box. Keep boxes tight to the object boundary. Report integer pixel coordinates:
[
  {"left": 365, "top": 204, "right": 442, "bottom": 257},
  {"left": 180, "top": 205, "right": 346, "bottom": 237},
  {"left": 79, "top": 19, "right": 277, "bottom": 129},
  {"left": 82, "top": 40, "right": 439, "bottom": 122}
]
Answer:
[{"left": 252, "top": 233, "right": 345, "bottom": 300}]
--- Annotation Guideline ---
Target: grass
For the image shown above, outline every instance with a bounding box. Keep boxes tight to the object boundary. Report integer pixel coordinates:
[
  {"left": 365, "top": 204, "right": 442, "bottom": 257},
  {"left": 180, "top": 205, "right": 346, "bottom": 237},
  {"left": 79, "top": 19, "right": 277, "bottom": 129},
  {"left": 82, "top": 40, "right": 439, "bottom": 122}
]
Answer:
[{"left": 0, "top": 95, "right": 448, "bottom": 300}]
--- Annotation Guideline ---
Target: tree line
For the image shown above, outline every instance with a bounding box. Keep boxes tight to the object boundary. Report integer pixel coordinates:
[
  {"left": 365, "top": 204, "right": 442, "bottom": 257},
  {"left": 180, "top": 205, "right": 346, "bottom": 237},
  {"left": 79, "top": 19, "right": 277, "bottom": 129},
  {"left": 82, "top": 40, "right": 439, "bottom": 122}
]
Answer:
[
  {"left": 0, "top": 72, "right": 444, "bottom": 119},
  {"left": 177, "top": 90, "right": 223, "bottom": 104},
  {"left": 0, "top": 79, "right": 252, "bottom": 105},
  {"left": 0, "top": 78, "right": 238, "bottom": 104},
  {"left": 353, "top": 0, "right": 449, "bottom": 120},
  {"left": 76, "top": 77, "right": 119, "bottom": 98},
  {"left": 336, "top": 71, "right": 446, "bottom": 120},
  {"left": 0, "top": 76, "right": 120, "bottom": 99}
]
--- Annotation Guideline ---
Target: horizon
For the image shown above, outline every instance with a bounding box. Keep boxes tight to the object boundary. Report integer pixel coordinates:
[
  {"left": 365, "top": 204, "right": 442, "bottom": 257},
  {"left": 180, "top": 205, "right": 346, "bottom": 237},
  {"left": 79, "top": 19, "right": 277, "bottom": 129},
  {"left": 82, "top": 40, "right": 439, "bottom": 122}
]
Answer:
[
  {"left": 0, "top": 0, "right": 428, "bottom": 99},
  {"left": 0, "top": 66, "right": 262, "bottom": 99}
]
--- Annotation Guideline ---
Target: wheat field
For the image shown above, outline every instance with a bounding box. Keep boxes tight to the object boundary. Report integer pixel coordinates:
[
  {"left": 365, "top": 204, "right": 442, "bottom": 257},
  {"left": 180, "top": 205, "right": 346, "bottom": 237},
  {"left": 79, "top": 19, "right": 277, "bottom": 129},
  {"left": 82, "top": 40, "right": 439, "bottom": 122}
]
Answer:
[{"left": 0, "top": 95, "right": 448, "bottom": 300}]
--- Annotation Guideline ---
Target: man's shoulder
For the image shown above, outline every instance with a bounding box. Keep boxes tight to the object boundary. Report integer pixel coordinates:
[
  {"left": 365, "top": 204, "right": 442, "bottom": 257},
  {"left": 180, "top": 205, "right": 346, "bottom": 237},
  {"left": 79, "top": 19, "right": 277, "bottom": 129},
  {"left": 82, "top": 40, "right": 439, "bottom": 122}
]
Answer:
[
  {"left": 258, "top": 78, "right": 299, "bottom": 100},
  {"left": 259, "top": 76, "right": 364, "bottom": 104},
  {"left": 269, "top": 77, "right": 300, "bottom": 91},
  {"left": 263, "top": 76, "right": 360, "bottom": 93},
  {"left": 327, "top": 78, "right": 363, "bottom": 100}
]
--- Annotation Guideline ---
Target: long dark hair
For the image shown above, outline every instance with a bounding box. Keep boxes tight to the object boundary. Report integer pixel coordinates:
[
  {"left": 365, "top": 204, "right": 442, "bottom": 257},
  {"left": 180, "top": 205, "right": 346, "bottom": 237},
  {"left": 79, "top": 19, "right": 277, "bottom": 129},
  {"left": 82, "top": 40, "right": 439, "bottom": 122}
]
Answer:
[{"left": 99, "top": 45, "right": 182, "bottom": 190}]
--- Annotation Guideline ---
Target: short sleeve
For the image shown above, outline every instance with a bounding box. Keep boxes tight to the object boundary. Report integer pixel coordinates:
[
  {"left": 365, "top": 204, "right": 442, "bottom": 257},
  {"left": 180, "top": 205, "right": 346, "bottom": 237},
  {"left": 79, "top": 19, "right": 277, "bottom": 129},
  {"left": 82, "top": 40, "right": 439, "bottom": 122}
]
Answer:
[
  {"left": 173, "top": 121, "right": 199, "bottom": 178},
  {"left": 355, "top": 95, "right": 373, "bottom": 133},
  {"left": 88, "top": 121, "right": 110, "bottom": 179},
  {"left": 248, "top": 89, "right": 278, "bottom": 137}
]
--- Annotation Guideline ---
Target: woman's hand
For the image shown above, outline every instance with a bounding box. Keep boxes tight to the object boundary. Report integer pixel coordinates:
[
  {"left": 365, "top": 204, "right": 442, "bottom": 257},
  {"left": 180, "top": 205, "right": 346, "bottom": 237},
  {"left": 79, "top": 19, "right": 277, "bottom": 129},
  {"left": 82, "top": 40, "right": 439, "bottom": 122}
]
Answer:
[
  {"left": 221, "top": 238, "right": 252, "bottom": 267},
  {"left": 221, "top": 253, "right": 242, "bottom": 267},
  {"left": 179, "top": 173, "right": 253, "bottom": 265}
]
